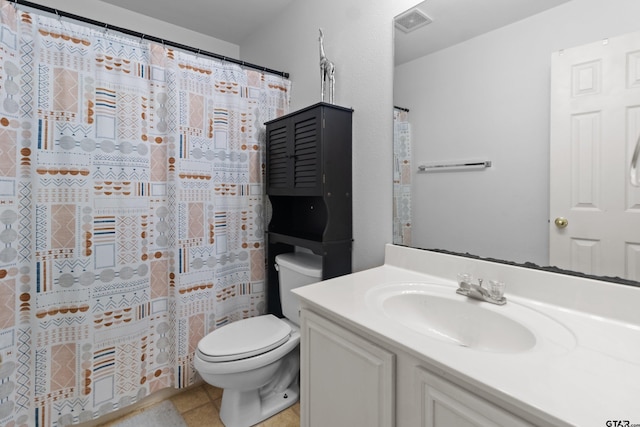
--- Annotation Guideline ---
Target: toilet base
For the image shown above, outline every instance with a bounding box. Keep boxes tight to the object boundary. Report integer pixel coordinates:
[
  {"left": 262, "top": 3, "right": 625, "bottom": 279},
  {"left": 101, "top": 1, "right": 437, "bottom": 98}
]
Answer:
[{"left": 219, "top": 381, "right": 299, "bottom": 427}]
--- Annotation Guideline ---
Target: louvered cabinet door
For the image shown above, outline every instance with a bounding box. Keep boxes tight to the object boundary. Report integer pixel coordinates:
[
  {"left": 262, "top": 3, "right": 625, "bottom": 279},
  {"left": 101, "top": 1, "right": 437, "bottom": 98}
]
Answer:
[
  {"left": 266, "top": 119, "right": 290, "bottom": 192},
  {"left": 266, "top": 108, "right": 323, "bottom": 196},
  {"left": 291, "top": 109, "right": 322, "bottom": 195}
]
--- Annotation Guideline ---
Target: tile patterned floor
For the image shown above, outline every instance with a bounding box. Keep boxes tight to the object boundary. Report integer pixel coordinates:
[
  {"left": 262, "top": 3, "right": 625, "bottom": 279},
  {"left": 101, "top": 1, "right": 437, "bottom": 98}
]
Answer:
[{"left": 99, "top": 383, "right": 300, "bottom": 427}]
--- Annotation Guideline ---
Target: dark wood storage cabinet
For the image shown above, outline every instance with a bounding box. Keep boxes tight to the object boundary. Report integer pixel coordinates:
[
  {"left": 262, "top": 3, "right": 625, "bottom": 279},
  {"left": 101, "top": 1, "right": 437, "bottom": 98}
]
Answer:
[{"left": 265, "top": 102, "right": 353, "bottom": 316}]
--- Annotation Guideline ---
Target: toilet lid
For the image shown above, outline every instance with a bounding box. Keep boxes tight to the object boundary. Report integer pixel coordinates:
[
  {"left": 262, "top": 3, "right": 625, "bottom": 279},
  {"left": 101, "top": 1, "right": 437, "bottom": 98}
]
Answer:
[{"left": 197, "top": 314, "right": 292, "bottom": 362}]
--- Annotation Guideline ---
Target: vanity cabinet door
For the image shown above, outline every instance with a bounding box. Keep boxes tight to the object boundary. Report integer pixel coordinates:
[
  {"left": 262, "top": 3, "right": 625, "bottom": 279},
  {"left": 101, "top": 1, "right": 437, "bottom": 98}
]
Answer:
[
  {"left": 416, "top": 368, "right": 534, "bottom": 427},
  {"left": 300, "top": 309, "right": 395, "bottom": 427}
]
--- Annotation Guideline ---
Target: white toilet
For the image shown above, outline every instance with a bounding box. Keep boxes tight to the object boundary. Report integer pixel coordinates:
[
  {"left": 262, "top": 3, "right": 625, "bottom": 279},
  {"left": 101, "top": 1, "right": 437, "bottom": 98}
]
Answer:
[{"left": 194, "top": 251, "right": 322, "bottom": 427}]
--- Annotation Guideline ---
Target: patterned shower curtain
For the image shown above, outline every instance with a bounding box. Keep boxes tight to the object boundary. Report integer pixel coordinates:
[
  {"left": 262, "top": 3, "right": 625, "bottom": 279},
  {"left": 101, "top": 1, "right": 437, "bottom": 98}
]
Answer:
[
  {"left": 393, "top": 108, "right": 411, "bottom": 246},
  {"left": 0, "top": 2, "right": 290, "bottom": 426}
]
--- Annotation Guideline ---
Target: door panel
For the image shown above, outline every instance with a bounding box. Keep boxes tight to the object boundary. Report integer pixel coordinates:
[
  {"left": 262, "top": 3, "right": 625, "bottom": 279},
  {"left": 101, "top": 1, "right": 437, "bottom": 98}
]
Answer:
[{"left": 550, "top": 31, "right": 640, "bottom": 280}]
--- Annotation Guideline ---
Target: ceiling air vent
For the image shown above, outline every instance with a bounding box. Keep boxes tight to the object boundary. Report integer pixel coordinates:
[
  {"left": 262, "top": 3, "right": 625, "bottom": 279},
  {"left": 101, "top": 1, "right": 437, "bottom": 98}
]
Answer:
[{"left": 394, "top": 8, "right": 432, "bottom": 33}]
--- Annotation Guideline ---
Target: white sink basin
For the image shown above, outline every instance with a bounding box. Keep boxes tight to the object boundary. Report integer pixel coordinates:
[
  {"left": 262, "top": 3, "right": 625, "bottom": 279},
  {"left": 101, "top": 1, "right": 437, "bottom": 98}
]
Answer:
[{"left": 365, "top": 282, "right": 576, "bottom": 353}]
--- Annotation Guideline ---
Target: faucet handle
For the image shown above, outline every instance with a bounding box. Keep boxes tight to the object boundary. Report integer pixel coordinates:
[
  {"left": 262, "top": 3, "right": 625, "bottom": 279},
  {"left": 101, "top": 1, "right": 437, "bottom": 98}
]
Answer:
[
  {"left": 456, "top": 273, "right": 472, "bottom": 290},
  {"left": 487, "top": 280, "right": 506, "bottom": 301}
]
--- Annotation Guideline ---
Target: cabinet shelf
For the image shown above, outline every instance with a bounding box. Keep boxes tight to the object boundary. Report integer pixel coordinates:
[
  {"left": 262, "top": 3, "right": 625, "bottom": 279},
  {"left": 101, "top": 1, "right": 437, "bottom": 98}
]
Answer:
[
  {"left": 268, "top": 232, "right": 352, "bottom": 254},
  {"left": 268, "top": 232, "right": 324, "bottom": 248}
]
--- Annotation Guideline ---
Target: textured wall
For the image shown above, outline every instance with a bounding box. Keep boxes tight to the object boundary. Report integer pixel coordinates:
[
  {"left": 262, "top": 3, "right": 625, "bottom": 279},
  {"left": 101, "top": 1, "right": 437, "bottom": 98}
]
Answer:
[
  {"left": 23, "top": 0, "right": 239, "bottom": 58},
  {"left": 241, "top": 0, "right": 417, "bottom": 271}
]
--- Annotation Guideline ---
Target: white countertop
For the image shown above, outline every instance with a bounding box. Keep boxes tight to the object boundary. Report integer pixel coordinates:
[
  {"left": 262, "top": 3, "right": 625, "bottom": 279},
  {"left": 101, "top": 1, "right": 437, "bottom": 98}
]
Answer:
[{"left": 292, "top": 244, "right": 640, "bottom": 427}]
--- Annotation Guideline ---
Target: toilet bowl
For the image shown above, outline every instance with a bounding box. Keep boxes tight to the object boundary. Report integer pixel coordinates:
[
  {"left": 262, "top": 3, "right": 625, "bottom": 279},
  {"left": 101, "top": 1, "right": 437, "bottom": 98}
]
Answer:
[
  {"left": 194, "top": 315, "right": 301, "bottom": 426},
  {"left": 193, "top": 251, "right": 322, "bottom": 427}
]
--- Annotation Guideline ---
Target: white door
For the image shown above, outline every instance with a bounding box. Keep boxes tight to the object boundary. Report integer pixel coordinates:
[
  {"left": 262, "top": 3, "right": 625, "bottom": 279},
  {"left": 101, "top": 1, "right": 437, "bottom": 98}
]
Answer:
[{"left": 550, "top": 31, "right": 640, "bottom": 280}]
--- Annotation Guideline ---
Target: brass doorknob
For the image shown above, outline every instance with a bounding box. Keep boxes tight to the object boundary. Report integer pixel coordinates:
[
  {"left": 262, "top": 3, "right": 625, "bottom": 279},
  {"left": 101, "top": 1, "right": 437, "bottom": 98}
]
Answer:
[{"left": 554, "top": 217, "right": 568, "bottom": 229}]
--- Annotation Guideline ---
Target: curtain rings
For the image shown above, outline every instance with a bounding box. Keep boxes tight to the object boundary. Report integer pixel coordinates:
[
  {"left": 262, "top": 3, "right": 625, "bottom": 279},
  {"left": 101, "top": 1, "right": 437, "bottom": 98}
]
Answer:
[{"left": 54, "top": 8, "right": 68, "bottom": 31}]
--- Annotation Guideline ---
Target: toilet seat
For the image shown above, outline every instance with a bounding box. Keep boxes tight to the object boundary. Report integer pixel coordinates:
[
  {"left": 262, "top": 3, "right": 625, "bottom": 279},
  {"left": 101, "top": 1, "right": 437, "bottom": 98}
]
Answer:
[
  {"left": 194, "top": 326, "right": 300, "bottom": 376},
  {"left": 197, "top": 314, "right": 292, "bottom": 362}
]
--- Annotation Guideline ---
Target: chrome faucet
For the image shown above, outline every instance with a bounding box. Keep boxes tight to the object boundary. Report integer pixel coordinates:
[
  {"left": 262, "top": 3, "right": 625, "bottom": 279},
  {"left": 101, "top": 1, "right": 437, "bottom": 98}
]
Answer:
[{"left": 456, "top": 277, "right": 506, "bottom": 305}]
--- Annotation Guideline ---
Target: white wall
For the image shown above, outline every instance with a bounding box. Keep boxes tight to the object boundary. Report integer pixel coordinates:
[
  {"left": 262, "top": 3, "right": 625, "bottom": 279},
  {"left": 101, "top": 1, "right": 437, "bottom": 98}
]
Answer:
[
  {"left": 395, "top": 0, "right": 640, "bottom": 266},
  {"left": 241, "top": 0, "right": 416, "bottom": 271},
  {"left": 24, "top": 0, "right": 239, "bottom": 58}
]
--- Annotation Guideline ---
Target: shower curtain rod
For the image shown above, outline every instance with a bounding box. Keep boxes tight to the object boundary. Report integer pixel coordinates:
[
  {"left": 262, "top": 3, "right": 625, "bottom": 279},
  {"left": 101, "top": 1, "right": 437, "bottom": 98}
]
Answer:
[
  {"left": 12, "top": 0, "right": 290, "bottom": 79},
  {"left": 394, "top": 105, "right": 409, "bottom": 112}
]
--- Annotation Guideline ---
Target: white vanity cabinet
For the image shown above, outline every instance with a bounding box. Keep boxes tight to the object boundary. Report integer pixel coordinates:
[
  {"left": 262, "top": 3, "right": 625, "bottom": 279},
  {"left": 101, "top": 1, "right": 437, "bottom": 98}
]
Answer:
[
  {"left": 300, "top": 307, "right": 536, "bottom": 427},
  {"left": 293, "top": 244, "right": 640, "bottom": 426}
]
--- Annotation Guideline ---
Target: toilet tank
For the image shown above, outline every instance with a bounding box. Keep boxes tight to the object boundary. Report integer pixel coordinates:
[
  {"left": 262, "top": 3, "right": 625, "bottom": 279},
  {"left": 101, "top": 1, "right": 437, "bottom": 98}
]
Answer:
[{"left": 275, "top": 252, "right": 322, "bottom": 325}]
